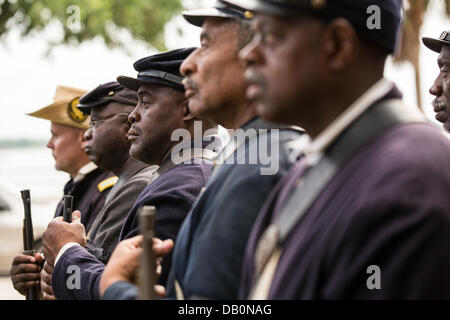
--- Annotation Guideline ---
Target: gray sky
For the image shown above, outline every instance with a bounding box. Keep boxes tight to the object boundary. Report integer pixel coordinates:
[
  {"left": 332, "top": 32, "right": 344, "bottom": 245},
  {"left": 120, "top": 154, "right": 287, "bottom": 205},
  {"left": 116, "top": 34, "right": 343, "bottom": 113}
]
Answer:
[{"left": 0, "top": 0, "right": 448, "bottom": 141}]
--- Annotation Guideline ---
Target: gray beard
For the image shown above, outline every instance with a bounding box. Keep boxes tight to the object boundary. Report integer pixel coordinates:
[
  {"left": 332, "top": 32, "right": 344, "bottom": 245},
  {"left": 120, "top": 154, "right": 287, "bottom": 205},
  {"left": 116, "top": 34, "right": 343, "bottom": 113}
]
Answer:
[{"left": 432, "top": 99, "right": 450, "bottom": 110}]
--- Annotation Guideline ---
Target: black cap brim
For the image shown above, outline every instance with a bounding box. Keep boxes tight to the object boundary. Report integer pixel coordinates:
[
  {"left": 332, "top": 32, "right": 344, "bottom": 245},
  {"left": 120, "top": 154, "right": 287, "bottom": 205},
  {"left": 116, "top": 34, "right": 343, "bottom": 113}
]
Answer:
[
  {"left": 117, "top": 76, "right": 140, "bottom": 92},
  {"left": 77, "top": 99, "right": 111, "bottom": 115},
  {"left": 117, "top": 75, "right": 185, "bottom": 93},
  {"left": 183, "top": 8, "right": 237, "bottom": 27},
  {"left": 422, "top": 37, "right": 448, "bottom": 54},
  {"left": 221, "top": 0, "right": 290, "bottom": 16}
]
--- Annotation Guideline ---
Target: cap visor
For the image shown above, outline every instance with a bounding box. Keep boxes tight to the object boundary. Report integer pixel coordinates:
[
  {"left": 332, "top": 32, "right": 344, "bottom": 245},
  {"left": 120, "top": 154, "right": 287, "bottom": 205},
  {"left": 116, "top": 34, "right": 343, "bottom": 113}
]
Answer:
[
  {"left": 76, "top": 105, "right": 91, "bottom": 115},
  {"left": 422, "top": 37, "right": 445, "bottom": 53},
  {"left": 76, "top": 99, "right": 110, "bottom": 114},
  {"left": 183, "top": 8, "right": 236, "bottom": 27},
  {"left": 117, "top": 76, "right": 140, "bottom": 92},
  {"left": 221, "top": 0, "right": 290, "bottom": 16}
]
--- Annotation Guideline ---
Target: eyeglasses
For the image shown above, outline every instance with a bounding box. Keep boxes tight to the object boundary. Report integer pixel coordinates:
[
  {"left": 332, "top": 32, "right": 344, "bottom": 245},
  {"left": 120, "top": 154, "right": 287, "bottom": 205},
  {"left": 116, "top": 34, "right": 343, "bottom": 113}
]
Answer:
[{"left": 89, "top": 113, "right": 130, "bottom": 130}]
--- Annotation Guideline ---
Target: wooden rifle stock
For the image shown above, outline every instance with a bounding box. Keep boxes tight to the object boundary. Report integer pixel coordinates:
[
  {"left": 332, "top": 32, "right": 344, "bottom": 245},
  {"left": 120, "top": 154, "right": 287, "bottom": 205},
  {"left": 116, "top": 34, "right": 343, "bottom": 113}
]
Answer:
[{"left": 138, "top": 206, "right": 158, "bottom": 300}]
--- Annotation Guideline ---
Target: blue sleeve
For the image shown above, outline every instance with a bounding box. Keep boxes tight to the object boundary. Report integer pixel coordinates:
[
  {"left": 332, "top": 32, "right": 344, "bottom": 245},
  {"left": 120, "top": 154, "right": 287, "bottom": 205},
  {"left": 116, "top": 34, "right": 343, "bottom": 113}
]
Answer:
[
  {"left": 102, "top": 281, "right": 138, "bottom": 300},
  {"left": 120, "top": 164, "right": 210, "bottom": 285},
  {"left": 52, "top": 245, "right": 105, "bottom": 300}
]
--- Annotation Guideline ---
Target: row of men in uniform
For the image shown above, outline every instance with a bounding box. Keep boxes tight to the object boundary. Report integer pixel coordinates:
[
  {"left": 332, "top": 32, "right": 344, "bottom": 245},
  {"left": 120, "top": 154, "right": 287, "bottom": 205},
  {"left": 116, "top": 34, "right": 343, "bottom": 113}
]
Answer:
[{"left": 9, "top": 0, "right": 450, "bottom": 300}]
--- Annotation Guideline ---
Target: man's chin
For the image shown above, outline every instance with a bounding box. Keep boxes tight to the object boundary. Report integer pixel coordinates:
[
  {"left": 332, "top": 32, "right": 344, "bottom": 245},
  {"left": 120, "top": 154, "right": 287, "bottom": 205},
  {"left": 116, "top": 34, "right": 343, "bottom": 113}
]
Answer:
[
  {"left": 54, "top": 163, "right": 62, "bottom": 172},
  {"left": 87, "top": 154, "right": 99, "bottom": 166},
  {"left": 188, "top": 100, "right": 209, "bottom": 118},
  {"left": 256, "top": 101, "right": 290, "bottom": 125},
  {"left": 130, "top": 144, "right": 144, "bottom": 163},
  {"left": 444, "top": 122, "right": 450, "bottom": 133}
]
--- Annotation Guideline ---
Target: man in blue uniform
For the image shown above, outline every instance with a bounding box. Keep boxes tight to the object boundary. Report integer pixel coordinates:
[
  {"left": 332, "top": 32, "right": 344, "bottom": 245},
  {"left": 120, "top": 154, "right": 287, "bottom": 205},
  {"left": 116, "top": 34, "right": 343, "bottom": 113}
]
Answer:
[
  {"left": 77, "top": 81, "right": 158, "bottom": 262},
  {"left": 99, "top": 1, "right": 303, "bottom": 300},
  {"left": 41, "top": 48, "right": 221, "bottom": 300},
  {"left": 10, "top": 85, "right": 115, "bottom": 299},
  {"left": 221, "top": 0, "right": 450, "bottom": 299},
  {"left": 38, "top": 82, "right": 158, "bottom": 299}
]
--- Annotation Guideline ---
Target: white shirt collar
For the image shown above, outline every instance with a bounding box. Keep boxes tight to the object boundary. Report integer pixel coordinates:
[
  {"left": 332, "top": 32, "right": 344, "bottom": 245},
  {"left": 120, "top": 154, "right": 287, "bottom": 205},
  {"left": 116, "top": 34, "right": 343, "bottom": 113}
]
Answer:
[
  {"left": 74, "top": 162, "right": 98, "bottom": 183},
  {"left": 302, "top": 78, "right": 394, "bottom": 165}
]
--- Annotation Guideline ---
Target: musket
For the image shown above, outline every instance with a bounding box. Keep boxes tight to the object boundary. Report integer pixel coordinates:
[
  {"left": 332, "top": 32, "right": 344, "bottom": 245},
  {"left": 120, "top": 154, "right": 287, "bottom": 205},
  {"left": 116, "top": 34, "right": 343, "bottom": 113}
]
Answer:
[
  {"left": 138, "top": 206, "right": 158, "bottom": 300},
  {"left": 20, "top": 189, "right": 39, "bottom": 300},
  {"left": 63, "top": 195, "right": 73, "bottom": 223}
]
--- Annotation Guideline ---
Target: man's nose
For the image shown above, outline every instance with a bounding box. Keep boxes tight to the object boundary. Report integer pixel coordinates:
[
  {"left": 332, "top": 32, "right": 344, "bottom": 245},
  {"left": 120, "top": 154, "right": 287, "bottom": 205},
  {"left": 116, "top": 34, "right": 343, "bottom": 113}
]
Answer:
[
  {"left": 180, "top": 49, "right": 198, "bottom": 77},
  {"left": 430, "top": 75, "right": 443, "bottom": 97},
  {"left": 239, "top": 33, "right": 262, "bottom": 67},
  {"left": 84, "top": 128, "right": 93, "bottom": 141},
  {"left": 128, "top": 107, "right": 139, "bottom": 124},
  {"left": 46, "top": 138, "right": 54, "bottom": 150}
]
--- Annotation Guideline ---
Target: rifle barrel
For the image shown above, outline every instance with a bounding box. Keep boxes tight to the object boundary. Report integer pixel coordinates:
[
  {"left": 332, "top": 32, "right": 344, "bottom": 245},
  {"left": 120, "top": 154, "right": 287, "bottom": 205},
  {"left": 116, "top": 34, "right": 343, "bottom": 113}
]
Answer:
[
  {"left": 20, "top": 189, "right": 39, "bottom": 300},
  {"left": 63, "top": 195, "right": 73, "bottom": 222},
  {"left": 20, "top": 190, "right": 34, "bottom": 251}
]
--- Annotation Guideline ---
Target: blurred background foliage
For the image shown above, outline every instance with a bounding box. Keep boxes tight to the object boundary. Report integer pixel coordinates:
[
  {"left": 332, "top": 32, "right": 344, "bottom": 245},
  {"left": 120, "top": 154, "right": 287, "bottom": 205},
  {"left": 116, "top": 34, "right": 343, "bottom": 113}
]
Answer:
[
  {"left": 0, "top": 0, "right": 450, "bottom": 111},
  {"left": 0, "top": 0, "right": 182, "bottom": 51}
]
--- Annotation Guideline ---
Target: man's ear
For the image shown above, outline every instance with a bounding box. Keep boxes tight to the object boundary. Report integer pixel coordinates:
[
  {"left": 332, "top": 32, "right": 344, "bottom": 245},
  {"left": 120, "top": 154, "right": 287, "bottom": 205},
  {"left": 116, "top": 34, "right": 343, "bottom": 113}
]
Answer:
[
  {"left": 323, "top": 18, "right": 358, "bottom": 72},
  {"left": 182, "top": 99, "right": 195, "bottom": 122}
]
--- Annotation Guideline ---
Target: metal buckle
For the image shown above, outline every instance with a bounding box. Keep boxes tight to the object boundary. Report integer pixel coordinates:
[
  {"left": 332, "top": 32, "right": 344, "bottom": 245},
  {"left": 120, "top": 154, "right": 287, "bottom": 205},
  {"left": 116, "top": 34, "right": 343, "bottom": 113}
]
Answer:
[{"left": 439, "top": 31, "right": 450, "bottom": 42}]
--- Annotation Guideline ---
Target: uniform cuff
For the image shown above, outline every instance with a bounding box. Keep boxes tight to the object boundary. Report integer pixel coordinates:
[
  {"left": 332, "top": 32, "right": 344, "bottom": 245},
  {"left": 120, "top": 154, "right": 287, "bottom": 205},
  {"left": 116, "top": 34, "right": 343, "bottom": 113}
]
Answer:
[{"left": 54, "top": 242, "right": 82, "bottom": 266}]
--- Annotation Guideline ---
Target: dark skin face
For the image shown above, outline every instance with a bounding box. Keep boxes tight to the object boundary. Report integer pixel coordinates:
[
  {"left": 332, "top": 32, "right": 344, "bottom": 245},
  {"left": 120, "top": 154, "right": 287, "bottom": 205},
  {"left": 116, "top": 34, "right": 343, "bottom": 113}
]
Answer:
[
  {"left": 128, "top": 83, "right": 193, "bottom": 165},
  {"left": 429, "top": 45, "right": 450, "bottom": 133},
  {"left": 181, "top": 18, "right": 255, "bottom": 129},
  {"left": 40, "top": 85, "right": 215, "bottom": 275},
  {"left": 240, "top": 14, "right": 324, "bottom": 131},
  {"left": 84, "top": 102, "right": 135, "bottom": 175},
  {"left": 240, "top": 14, "right": 386, "bottom": 138}
]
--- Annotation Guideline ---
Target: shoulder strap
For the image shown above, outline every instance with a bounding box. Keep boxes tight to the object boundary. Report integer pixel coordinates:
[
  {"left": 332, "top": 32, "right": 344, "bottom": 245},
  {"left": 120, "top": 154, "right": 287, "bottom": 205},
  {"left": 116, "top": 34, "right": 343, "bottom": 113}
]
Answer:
[
  {"left": 275, "top": 99, "right": 424, "bottom": 244},
  {"left": 104, "top": 161, "right": 149, "bottom": 205},
  {"left": 97, "top": 176, "right": 118, "bottom": 192},
  {"left": 249, "top": 99, "right": 425, "bottom": 299}
]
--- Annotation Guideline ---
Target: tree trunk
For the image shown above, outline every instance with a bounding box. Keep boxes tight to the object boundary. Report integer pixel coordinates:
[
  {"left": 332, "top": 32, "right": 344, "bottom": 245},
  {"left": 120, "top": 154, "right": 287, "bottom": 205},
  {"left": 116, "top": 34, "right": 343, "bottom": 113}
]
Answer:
[
  {"left": 413, "top": 55, "right": 423, "bottom": 111},
  {"left": 394, "top": 0, "right": 428, "bottom": 111}
]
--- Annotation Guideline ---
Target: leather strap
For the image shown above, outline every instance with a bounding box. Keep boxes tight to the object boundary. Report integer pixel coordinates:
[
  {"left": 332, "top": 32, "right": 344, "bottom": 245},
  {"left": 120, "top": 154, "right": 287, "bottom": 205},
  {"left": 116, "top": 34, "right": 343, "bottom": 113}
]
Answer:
[
  {"left": 250, "top": 99, "right": 425, "bottom": 299},
  {"left": 138, "top": 70, "right": 184, "bottom": 86},
  {"left": 275, "top": 99, "right": 424, "bottom": 244}
]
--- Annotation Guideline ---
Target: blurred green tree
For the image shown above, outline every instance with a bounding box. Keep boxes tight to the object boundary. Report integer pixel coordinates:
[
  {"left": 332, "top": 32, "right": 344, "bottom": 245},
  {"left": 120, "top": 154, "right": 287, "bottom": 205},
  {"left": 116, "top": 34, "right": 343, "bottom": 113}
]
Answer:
[{"left": 0, "top": 0, "right": 182, "bottom": 51}]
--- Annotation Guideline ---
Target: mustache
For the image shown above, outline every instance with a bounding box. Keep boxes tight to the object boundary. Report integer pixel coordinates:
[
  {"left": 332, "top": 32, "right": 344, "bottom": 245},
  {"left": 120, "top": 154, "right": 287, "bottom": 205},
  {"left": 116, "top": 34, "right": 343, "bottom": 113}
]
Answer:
[
  {"left": 432, "top": 99, "right": 450, "bottom": 112},
  {"left": 128, "top": 124, "right": 142, "bottom": 135},
  {"left": 182, "top": 77, "right": 199, "bottom": 91},
  {"left": 244, "top": 69, "right": 265, "bottom": 86}
]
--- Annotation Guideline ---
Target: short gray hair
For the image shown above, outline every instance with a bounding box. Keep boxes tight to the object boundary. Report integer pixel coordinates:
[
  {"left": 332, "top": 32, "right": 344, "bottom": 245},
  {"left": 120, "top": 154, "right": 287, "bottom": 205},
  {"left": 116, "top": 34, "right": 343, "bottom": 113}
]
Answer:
[{"left": 233, "top": 18, "right": 254, "bottom": 51}]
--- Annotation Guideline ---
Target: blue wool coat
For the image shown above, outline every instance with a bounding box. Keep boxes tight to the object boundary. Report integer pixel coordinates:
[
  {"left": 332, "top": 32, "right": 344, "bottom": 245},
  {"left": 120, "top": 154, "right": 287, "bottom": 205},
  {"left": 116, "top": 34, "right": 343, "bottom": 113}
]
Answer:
[{"left": 52, "top": 149, "right": 216, "bottom": 299}]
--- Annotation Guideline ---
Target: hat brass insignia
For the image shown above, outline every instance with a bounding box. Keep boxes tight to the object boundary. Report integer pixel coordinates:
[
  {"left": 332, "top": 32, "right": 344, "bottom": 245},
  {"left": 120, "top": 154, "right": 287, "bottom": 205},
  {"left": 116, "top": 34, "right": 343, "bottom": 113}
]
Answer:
[
  {"left": 244, "top": 10, "right": 254, "bottom": 19},
  {"left": 68, "top": 97, "right": 88, "bottom": 123}
]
